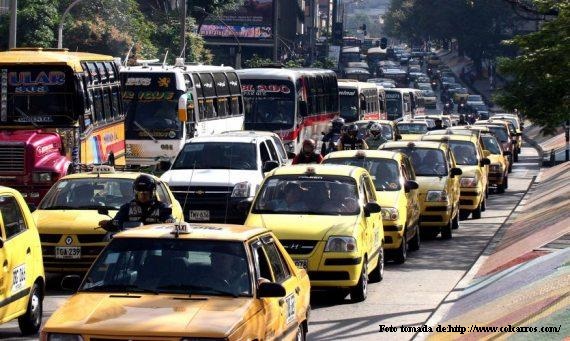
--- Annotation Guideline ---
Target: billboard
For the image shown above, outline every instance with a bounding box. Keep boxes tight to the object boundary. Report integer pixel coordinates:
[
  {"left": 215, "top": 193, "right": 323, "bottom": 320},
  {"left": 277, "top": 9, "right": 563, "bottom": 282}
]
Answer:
[{"left": 199, "top": 0, "right": 274, "bottom": 39}]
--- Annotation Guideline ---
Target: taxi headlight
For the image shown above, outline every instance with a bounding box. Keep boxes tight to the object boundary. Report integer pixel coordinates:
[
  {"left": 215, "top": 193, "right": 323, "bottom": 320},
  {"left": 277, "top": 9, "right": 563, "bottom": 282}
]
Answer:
[
  {"left": 32, "top": 172, "right": 53, "bottom": 183},
  {"left": 47, "top": 334, "right": 84, "bottom": 341},
  {"left": 460, "top": 177, "right": 478, "bottom": 188},
  {"left": 231, "top": 181, "right": 250, "bottom": 198},
  {"left": 381, "top": 207, "right": 399, "bottom": 221},
  {"left": 489, "top": 164, "right": 502, "bottom": 172},
  {"left": 426, "top": 190, "right": 448, "bottom": 202},
  {"left": 324, "top": 236, "right": 357, "bottom": 252}
]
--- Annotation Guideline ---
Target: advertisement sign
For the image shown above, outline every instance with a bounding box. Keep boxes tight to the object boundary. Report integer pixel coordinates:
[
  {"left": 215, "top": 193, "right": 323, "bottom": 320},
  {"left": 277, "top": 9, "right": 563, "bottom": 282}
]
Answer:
[{"left": 199, "top": 0, "right": 274, "bottom": 39}]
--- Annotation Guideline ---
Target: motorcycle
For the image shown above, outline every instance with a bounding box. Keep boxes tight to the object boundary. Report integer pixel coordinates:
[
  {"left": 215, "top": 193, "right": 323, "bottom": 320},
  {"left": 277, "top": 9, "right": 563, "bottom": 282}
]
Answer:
[{"left": 321, "top": 131, "right": 342, "bottom": 156}]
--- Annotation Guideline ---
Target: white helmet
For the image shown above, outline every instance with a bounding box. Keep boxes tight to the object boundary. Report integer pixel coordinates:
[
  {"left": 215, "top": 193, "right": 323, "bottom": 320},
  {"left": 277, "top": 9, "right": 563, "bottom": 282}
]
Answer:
[{"left": 369, "top": 123, "right": 382, "bottom": 133}]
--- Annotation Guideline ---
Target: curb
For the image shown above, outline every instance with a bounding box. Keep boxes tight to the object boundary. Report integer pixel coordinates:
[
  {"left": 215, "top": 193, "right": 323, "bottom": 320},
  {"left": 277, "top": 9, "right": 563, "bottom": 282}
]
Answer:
[
  {"left": 522, "top": 133, "right": 544, "bottom": 167},
  {"left": 414, "top": 145, "right": 542, "bottom": 340}
]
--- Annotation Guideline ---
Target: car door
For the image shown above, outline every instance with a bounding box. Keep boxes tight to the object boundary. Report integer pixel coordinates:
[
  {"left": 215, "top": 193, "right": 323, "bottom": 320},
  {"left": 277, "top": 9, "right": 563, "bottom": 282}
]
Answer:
[
  {"left": 260, "top": 235, "right": 301, "bottom": 339},
  {"left": 362, "top": 175, "right": 382, "bottom": 264},
  {"left": 0, "top": 194, "right": 33, "bottom": 317},
  {"left": 400, "top": 158, "right": 418, "bottom": 239},
  {"left": 250, "top": 238, "right": 283, "bottom": 340},
  {"left": 447, "top": 150, "right": 461, "bottom": 207}
]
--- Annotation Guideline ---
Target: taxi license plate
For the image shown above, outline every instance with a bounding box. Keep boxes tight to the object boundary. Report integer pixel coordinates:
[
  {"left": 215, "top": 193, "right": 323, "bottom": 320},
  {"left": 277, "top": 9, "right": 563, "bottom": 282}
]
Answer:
[
  {"left": 189, "top": 210, "right": 210, "bottom": 221},
  {"left": 55, "top": 247, "right": 81, "bottom": 259},
  {"left": 294, "top": 260, "right": 308, "bottom": 269}
]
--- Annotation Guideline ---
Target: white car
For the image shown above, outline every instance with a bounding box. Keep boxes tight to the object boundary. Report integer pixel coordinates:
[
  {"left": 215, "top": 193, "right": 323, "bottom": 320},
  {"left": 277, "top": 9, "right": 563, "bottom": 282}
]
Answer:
[{"left": 161, "top": 132, "right": 287, "bottom": 224}]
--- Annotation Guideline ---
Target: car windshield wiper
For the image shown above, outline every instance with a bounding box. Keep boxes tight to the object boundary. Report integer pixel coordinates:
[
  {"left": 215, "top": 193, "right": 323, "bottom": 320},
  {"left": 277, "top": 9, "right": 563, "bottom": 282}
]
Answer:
[
  {"left": 81, "top": 284, "right": 158, "bottom": 295},
  {"left": 44, "top": 205, "right": 76, "bottom": 210},
  {"left": 156, "top": 284, "right": 238, "bottom": 298}
]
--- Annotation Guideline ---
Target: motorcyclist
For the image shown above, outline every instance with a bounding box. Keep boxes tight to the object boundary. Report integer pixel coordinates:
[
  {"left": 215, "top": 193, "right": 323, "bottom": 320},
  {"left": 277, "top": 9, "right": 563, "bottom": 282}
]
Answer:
[
  {"left": 365, "top": 123, "right": 387, "bottom": 150},
  {"left": 99, "top": 174, "right": 174, "bottom": 232},
  {"left": 292, "top": 139, "right": 323, "bottom": 164},
  {"left": 321, "top": 117, "right": 345, "bottom": 155},
  {"left": 433, "top": 119, "right": 444, "bottom": 131},
  {"left": 338, "top": 124, "right": 368, "bottom": 150},
  {"left": 458, "top": 114, "right": 468, "bottom": 126}
]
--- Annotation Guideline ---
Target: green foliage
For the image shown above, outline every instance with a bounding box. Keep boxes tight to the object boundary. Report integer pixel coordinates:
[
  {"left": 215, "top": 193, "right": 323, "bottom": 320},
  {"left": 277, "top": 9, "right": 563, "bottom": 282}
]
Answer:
[
  {"left": 244, "top": 54, "right": 273, "bottom": 68},
  {"left": 495, "top": 1, "right": 569, "bottom": 133},
  {"left": 0, "top": 0, "right": 60, "bottom": 49},
  {"left": 311, "top": 57, "right": 336, "bottom": 69}
]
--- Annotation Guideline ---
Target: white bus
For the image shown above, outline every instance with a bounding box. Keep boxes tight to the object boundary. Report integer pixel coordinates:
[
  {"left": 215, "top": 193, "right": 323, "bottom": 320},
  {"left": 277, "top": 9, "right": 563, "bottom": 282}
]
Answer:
[
  {"left": 237, "top": 68, "right": 339, "bottom": 153},
  {"left": 385, "top": 88, "right": 413, "bottom": 121},
  {"left": 120, "top": 61, "right": 244, "bottom": 167},
  {"left": 338, "top": 79, "right": 385, "bottom": 122}
]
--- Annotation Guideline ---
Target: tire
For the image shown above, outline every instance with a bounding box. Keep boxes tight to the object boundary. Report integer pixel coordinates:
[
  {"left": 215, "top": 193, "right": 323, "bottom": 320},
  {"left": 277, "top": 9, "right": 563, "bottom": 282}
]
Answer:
[
  {"left": 408, "top": 225, "right": 421, "bottom": 251},
  {"left": 441, "top": 218, "right": 453, "bottom": 240},
  {"left": 481, "top": 197, "right": 487, "bottom": 212},
  {"left": 18, "top": 283, "right": 42, "bottom": 336},
  {"left": 514, "top": 151, "right": 519, "bottom": 162},
  {"left": 497, "top": 182, "right": 505, "bottom": 194},
  {"left": 459, "top": 209, "right": 471, "bottom": 220},
  {"left": 350, "top": 260, "right": 368, "bottom": 302},
  {"left": 472, "top": 200, "right": 483, "bottom": 219},
  {"left": 369, "top": 247, "right": 384, "bottom": 283},
  {"left": 296, "top": 322, "right": 306, "bottom": 341},
  {"left": 452, "top": 211, "right": 460, "bottom": 229},
  {"left": 504, "top": 175, "right": 509, "bottom": 189},
  {"left": 508, "top": 160, "right": 513, "bottom": 173},
  {"left": 393, "top": 232, "right": 407, "bottom": 264}
]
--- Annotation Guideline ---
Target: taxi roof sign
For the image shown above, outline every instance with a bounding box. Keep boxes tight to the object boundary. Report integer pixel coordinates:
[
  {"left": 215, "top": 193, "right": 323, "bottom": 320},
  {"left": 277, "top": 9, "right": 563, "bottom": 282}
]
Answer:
[
  {"left": 355, "top": 150, "right": 367, "bottom": 158},
  {"left": 91, "top": 165, "right": 116, "bottom": 174},
  {"left": 305, "top": 166, "right": 316, "bottom": 175},
  {"left": 171, "top": 223, "right": 190, "bottom": 237}
]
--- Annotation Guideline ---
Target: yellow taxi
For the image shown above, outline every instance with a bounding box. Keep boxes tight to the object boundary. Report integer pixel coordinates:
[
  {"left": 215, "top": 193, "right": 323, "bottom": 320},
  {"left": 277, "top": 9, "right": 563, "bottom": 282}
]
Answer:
[
  {"left": 41, "top": 223, "right": 311, "bottom": 340},
  {"left": 421, "top": 135, "right": 490, "bottom": 220},
  {"left": 354, "top": 119, "right": 402, "bottom": 141},
  {"left": 396, "top": 121, "right": 430, "bottom": 141},
  {"left": 245, "top": 165, "right": 384, "bottom": 302},
  {"left": 379, "top": 141, "right": 462, "bottom": 239},
  {"left": 489, "top": 117, "right": 522, "bottom": 160},
  {"left": 32, "top": 166, "right": 183, "bottom": 273},
  {"left": 480, "top": 133, "right": 510, "bottom": 193},
  {"left": 322, "top": 150, "right": 420, "bottom": 264},
  {"left": 0, "top": 186, "right": 45, "bottom": 335}
]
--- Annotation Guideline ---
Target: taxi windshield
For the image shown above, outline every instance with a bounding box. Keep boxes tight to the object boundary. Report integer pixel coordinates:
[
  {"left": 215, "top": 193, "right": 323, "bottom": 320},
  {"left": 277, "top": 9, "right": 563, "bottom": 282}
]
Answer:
[
  {"left": 385, "top": 147, "right": 448, "bottom": 176},
  {"left": 322, "top": 158, "right": 401, "bottom": 191},
  {"left": 485, "top": 126, "right": 509, "bottom": 142},
  {"left": 482, "top": 136, "right": 502, "bottom": 154},
  {"left": 397, "top": 123, "right": 428, "bottom": 134},
  {"left": 39, "top": 178, "right": 135, "bottom": 210},
  {"left": 449, "top": 141, "right": 479, "bottom": 165},
  {"left": 252, "top": 175, "right": 360, "bottom": 215},
  {"left": 81, "top": 238, "right": 251, "bottom": 297}
]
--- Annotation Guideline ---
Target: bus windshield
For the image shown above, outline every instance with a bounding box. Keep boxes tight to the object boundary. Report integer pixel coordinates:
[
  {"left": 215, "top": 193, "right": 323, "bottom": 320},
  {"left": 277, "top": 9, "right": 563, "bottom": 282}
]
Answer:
[
  {"left": 386, "top": 93, "right": 402, "bottom": 119},
  {"left": 2, "top": 66, "right": 76, "bottom": 126},
  {"left": 242, "top": 80, "right": 295, "bottom": 131},
  {"left": 123, "top": 90, "right": 182, "bottom": 139},
  {"left": 339, "top": 90, "right": 359, "bottom": 121}
]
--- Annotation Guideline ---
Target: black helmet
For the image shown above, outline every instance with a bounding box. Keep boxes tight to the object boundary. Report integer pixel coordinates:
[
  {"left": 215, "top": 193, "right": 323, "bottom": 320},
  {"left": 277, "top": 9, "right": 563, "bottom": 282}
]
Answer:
[
  {"left": 331, "top": 117, "right": 345, "bottom": 130},
  {"left": 347, "top": 124, "right": 358, "bottom": 135},
  {"left": 133, "top": 174, "right": 157, "bottom": 192}
]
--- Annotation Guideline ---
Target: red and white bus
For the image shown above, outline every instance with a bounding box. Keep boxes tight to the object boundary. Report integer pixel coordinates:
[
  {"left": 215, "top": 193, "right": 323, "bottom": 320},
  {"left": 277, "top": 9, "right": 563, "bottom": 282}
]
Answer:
[
  {"left": 338, "top": 79, "right": 386, "bottom": 123},
  {"left": 236, "top": 68, "right": 339, "bottom": 153}
]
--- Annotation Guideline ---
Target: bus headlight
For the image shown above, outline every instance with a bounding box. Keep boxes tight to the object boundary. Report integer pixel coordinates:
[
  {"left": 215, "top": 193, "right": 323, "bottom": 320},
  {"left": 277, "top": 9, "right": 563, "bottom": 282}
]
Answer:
[{"left": 32, "top": 172, "right": 53, "bottom": 183}]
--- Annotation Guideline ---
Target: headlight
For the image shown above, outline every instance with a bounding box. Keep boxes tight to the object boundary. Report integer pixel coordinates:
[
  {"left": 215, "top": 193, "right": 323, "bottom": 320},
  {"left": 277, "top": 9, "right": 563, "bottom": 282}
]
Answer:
[
  {"left": 324, "top": 236, "right": 357, "bottom": 252},
  {"left": 489, "top": 164, "right": 502, "bottom": 172},
  {"left": 231, "top": 181, "right": 250, "bottom": 198},
  {"left": 32, "top": 172, "right": 53, "bottom": 183},
  {"left": 425, "top": 190, "right": 448, "bottom": 202},
  {"left": 47, "top": 334, "right": 84, "bottom": 341},
  {"left": 381, "top": 207, "right": 399, "bottom": 221},
  {"left": 460, "top": 177, "right": 478, "bottom": 187}
]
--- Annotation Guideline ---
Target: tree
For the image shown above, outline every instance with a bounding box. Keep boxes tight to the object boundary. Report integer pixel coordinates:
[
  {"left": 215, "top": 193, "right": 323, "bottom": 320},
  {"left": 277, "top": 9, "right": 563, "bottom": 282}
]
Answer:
[
  {"left": 0, "top": 0, "right": 60, "bottom": 49},
  {"left": 311, "top": 57, "right": 336, "bottom": 69},
  {"left": 244, "top": 54, "right": 273, "bottom": 68},
  {"left": 495, "top": 1, "right": 569, "bottom": 133}
]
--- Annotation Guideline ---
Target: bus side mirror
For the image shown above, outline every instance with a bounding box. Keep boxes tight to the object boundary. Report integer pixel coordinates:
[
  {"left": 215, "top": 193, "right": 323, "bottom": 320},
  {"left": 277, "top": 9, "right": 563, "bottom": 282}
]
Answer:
[{"left": 178, "top": 94, "right": 189, "bottom": 122}]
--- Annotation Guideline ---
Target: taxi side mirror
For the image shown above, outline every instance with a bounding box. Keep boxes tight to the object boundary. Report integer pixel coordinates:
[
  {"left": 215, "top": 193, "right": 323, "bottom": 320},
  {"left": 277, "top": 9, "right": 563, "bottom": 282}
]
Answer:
[
  {"left": 237, "top": 198, "right": 253, "bottom": 212},
  {"left": 364, "top": 202, "right": 381, "bottom": 217},
  {"left": 61, "top": 275, "right": 82, "bottom": 292},
  {"left": 450, "top": 167, "right": 463, "bottom": 177},
  {"left": 404, "top": 180, "right": 419, "bottom": 193},
  {"left": 258, "top": 282, "right": 286, "bottom": 298},
  {"left": 481, "top": 158, "right": 491, "bottom": 166},
  {"left": 395, "top": 133, "right": 403, "bottom": 141},
  {"left": 97, "top": 207, "right": 110, "bottom": 217},
  {"left": 263, "top": 160, "right": 280, "bottom": 173},
  {"left": 0, "top": 238, "right": 3, "bottom": 248}
]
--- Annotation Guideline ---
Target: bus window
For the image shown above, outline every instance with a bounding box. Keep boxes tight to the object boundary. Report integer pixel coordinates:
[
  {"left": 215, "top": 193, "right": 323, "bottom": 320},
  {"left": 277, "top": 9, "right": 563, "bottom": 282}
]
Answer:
[
  {"left": 92, "top": 89, "right": 104, "bottom": 122},
  {"left": 216, "top": 98, "right": 228, "bottom": 117},
  {"left": 230, "top": 96, "right": 240, "bottom": 116},
  {"left": 104, "top": 62, "right": 116, "bottom": 81},
  {"left": 96, "top": 62, "right": 108, "bottom": 82},
  {"left": 204, "top": 99, "right": 216, "bottom": 119},
  {"left": 85, "top": 62, "right": 99, "bottom": 85},
  {"left": 111, "top": 88, "right": 120, "bottom": 118},
  {"left": 102, "top": 90, "right": 112, "bottom": 120}
]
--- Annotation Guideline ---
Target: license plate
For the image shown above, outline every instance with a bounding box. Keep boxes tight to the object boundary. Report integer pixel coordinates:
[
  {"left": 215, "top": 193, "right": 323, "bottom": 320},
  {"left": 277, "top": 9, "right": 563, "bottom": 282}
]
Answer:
[
  {"left": 294, "top": 259, "right": 308, "bottom": 269},
  {"left": 55, "top": 246, "right": 81, "bottom": 259},
  {"left": 189, "top": 210, "right": 210, "bottom": 221}
]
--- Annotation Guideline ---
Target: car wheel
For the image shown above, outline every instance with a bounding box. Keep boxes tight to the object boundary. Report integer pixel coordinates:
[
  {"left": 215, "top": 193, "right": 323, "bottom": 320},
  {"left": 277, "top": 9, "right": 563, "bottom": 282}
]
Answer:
[
  {"left": 481, "top": 197, "right": 487, "bottom": 212},
  {"left": 504, "top": 175, "right": 509, "bottom": 189},
  {"left": 497, "top": 182, "right": 505, "bottom": 194},
  {"left": 296, "top": 322, "right": 306, "bottom": 341},
  {"left": 393, "top": 233, "right": 407, "bottom": 264},
  {"left": 459, "top": 209, "right": 471, "bottom": 220},
  {"left": 514, "top": 152, "right": 519, "bottom": 162},
  {"left": 408, "top": 224, "right": 421, "bottom": 251},
  {"left": 351, "top": 260, "right": 368, "bottom": 302},
  {"left": 18, "top": 283, "right": 42, "bottom": 335},
  {"left": 441, "top": 218, "right": 453, "bottom": 240},
  {"left": 369, "top": 247, "right": 384, "bottom": 283},
  {"left": 472, "top": 200, "right": 483, "bottom": 219},
  {"left": 508, "top": 162, "right": 513, "bottom": 173},
  {"left": 452, "top": 211, "right": 460, "bottom": 229}
]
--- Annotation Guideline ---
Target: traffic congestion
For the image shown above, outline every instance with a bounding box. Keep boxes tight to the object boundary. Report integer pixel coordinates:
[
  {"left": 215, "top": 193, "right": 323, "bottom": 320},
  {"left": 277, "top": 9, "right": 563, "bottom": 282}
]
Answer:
[{"left": 0, "top": 43, "right": 525, "bottom": 340}]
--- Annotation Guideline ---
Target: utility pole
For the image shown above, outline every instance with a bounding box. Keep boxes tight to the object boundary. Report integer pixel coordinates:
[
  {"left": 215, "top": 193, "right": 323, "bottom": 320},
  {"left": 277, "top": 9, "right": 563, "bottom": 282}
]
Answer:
[
  {"left": 58, "top": 0, "right": 84, "bottom": 49},
  {"left": 273, "top": 0, "right": 279, "bottom": 62},
  {"left": 8, "top": 0, "right": 16, "bottom": 49},
  {"left": 180, "top": 0, "right": 187, "bottom": 59}
]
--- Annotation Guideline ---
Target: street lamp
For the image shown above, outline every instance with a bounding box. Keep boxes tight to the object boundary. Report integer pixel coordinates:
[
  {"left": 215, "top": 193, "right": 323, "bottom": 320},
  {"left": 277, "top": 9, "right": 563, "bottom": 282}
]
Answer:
[
  {"left": 57, "top": 0, "right": 85, "bottom": 49},
  {"left": 193, "top": 6, "right": 242, "bottom": 69}
]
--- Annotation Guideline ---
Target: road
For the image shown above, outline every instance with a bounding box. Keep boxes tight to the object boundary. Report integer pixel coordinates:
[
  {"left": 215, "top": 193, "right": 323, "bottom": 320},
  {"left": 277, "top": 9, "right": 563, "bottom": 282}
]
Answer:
[{"left": 0, "top": 145, "right": 540, "bottom": 341}]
